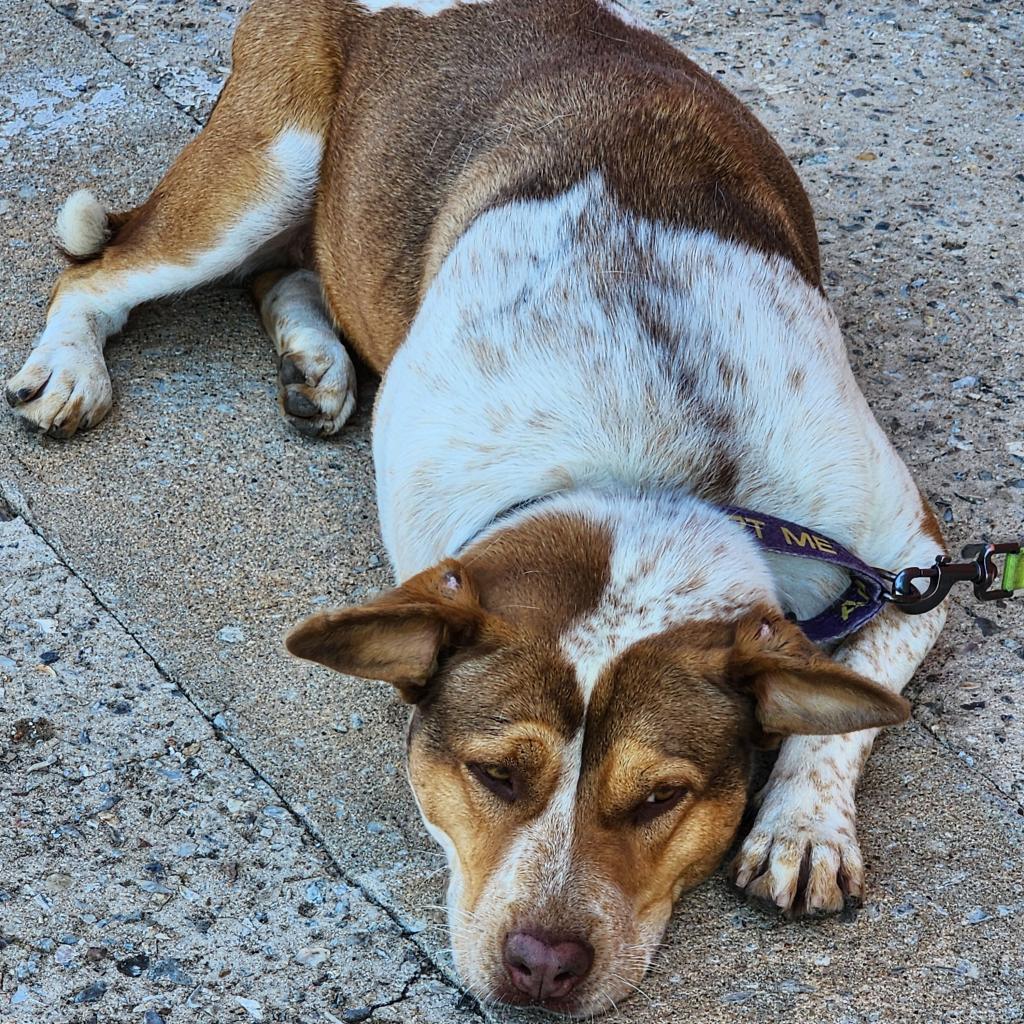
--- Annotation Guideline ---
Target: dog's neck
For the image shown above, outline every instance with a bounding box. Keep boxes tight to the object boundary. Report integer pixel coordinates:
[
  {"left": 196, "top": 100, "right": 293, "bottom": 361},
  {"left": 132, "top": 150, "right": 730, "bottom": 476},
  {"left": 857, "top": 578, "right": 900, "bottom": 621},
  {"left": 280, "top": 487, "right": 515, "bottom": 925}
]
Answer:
[{"left": 374, "top": 174, "right": 918, "bottom": 597}]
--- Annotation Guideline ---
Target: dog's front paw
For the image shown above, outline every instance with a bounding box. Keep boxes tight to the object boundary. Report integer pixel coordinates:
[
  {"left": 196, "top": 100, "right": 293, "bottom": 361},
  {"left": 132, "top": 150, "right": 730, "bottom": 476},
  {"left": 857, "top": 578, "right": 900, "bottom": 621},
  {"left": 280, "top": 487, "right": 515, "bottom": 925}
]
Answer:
[
  {"left": 5, "top": 342, "right": 112, "bottom": 437},
  {"left": 278, "top": 343, "right": 356, "bottom": 437},
  {"left": 731, "top": 781, "right": 863, "bottom": 916}
]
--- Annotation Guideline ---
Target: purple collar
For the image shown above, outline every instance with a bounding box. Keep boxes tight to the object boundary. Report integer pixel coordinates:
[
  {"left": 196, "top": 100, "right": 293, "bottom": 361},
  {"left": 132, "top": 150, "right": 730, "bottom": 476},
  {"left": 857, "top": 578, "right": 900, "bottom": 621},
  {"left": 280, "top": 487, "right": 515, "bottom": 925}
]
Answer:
[{"left": 722, "top": 506, "right": 890, "bottom": 643}]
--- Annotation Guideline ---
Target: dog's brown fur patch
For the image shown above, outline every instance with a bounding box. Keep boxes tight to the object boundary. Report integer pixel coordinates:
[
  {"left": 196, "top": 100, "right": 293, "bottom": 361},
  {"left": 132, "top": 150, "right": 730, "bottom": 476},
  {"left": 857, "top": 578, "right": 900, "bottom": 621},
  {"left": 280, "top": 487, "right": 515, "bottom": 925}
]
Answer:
[{"left": 308, "top": 0, "right": 820, "bottom": 369}]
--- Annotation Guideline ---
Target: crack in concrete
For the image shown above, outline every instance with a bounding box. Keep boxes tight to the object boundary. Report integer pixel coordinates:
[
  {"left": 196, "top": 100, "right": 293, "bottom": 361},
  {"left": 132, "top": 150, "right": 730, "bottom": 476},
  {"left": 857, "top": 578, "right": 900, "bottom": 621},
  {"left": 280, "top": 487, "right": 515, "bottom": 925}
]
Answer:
[
  {"left": 909, "top": 717, "right": 1024, "bottom": 816},
  {"left": 368, "top": 963, "right": 427, "bottom": 1011},
  {"left": 1, "top": 487, "right": 487, "bottom": 1021},
  {"left": 40, "top": 0, "right": 206, "bottom": 128}
]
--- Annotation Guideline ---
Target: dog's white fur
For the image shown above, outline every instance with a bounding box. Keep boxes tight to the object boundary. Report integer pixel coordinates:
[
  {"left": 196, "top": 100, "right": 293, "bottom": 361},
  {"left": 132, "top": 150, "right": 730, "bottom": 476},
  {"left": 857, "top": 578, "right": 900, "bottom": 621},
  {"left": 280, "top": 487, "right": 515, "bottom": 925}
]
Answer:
[
  {"left": 55, "top": 189, "right": 110, "bottom": 257},
  {"left": 353, "top": 0, "right": 643, "bottom": 23},
  {"left": 376, "top": 172, "right": 946, "bottom": 926},
  {"left": 559, "top": 491, "right": 776, "bottom": 707},
  {"left": 376, "top": 175, "right": 935, "bottom": 582},
  {"left": 356, "top": 0, "right": 490, "bottom": 11}
]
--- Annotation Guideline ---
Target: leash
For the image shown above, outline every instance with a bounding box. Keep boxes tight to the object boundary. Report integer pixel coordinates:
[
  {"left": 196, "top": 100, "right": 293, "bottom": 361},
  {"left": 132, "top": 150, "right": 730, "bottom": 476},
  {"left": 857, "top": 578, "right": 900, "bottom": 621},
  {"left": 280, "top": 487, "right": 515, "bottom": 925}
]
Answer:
[{"left": 724, "top": 506, "right": 1023, "bottom": 643}]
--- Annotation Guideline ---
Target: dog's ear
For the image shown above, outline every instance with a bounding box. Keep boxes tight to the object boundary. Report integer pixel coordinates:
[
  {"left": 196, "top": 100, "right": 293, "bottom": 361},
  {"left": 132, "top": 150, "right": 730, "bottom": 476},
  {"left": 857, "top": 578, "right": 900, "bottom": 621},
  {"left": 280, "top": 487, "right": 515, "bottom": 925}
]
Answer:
[
  {"left": 730, "top": 610, "right": 909, "bottom": 737},
  {"left": 285, "top": 559, "right": 486, "bottom": 703}
]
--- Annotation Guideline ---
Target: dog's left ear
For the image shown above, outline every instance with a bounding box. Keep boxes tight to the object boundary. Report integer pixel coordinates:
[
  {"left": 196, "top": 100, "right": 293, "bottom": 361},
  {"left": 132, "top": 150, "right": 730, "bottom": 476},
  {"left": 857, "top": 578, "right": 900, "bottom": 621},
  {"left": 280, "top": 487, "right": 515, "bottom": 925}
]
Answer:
[
  {"left": 285, "top": 559, "right": 486, "bottom": 702},
  {"left": 731, "top": 610, "right": 909, "bottom": 737}
]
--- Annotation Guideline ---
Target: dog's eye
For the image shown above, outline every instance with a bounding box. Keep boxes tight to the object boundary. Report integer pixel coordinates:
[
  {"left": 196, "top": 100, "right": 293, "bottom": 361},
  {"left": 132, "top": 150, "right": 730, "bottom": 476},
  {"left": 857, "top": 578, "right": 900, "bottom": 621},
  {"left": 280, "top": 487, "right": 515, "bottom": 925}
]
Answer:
[
  {"left": 634, "top": 785, "right": 687, "bottom": 825},
  {"left": 647, "top": 785, "right": 679, "bottom": 803},
  {"left": 469, "top": 762, "right": 517, "bottom": 802}
]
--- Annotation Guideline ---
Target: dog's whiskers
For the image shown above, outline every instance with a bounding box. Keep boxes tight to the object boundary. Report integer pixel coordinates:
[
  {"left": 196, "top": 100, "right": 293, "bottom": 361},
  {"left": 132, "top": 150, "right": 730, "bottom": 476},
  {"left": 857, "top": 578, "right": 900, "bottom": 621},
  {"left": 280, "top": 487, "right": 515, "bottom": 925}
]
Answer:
[{"left": 605, "top": 970, "right": 655, "bottom": 1005}]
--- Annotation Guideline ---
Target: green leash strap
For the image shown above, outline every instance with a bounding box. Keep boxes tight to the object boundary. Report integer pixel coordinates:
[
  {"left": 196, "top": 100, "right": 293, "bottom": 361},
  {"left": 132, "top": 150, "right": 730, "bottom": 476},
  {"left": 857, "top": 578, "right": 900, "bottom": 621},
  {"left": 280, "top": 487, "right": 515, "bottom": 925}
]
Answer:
[{"left": 1003, "top": 552, "right": 1024, "bottom": 593}]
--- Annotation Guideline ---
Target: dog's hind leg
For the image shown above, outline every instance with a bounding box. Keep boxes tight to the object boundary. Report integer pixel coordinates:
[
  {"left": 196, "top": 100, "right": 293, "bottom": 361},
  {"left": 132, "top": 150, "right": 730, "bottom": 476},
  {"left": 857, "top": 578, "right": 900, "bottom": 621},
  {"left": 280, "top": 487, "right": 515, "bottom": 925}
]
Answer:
[
  {"left": 252, "top": 269, "right": 357, "bottom": 436},
  {"left": 5, "top": 125, "right": 324, "bottom": 437},
  {"left": 5, "top": 1, "right": 347, "bottom": 437}
]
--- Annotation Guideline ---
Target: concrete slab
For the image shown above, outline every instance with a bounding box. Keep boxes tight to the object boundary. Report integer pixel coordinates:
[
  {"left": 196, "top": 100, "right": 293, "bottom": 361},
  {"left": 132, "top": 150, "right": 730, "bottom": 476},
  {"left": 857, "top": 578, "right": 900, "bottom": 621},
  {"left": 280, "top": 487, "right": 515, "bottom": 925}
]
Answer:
[
  {"left": 41, "top": 0, "right": 239, "bottom": 122},
  {"left": 2, "top": 1, "right": 1023, "bottom": 1022},
  {"left": 0, "top": 510, "right": 472, "bottom": 1023}
]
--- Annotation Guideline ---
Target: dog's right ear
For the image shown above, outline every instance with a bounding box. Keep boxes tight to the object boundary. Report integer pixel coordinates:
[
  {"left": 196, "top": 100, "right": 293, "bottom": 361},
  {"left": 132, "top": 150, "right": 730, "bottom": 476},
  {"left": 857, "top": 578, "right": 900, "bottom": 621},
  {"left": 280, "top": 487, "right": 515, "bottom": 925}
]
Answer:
[{"left": 285, "top": 559, "right": 486, "bottom": 702}]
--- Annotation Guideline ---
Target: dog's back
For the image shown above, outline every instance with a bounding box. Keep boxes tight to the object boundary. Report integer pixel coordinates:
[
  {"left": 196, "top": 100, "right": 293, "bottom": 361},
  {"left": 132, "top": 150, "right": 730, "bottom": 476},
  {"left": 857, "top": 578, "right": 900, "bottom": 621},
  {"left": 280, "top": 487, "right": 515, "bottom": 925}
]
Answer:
[{"left": 310, "top": 0, "right": 821, "bottom": 365}]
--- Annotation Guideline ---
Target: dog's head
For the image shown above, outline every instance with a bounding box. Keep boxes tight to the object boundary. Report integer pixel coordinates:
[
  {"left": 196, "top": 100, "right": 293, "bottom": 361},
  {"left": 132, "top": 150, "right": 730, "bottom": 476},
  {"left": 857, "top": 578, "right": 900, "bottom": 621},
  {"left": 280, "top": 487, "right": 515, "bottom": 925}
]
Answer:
[{"left": 287, "top": 497, "right": 907, "bottom": 1015}]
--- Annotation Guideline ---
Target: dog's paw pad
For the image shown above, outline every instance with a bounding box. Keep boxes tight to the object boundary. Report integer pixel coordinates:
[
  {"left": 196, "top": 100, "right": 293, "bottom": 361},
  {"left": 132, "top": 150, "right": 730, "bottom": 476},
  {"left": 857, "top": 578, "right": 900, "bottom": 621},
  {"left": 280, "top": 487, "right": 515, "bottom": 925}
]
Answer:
[
  {"left": 5, "top": 344, "right": 111, "bottom": 437},
  {"left": 279, "top": 353, "right": 307, "bottom": 387},
  {"left": 277, "top": 345, "right": 355, "bottom": 437},
  {"left": 731, "top": 802, "right": 863, "bottom": 917}
]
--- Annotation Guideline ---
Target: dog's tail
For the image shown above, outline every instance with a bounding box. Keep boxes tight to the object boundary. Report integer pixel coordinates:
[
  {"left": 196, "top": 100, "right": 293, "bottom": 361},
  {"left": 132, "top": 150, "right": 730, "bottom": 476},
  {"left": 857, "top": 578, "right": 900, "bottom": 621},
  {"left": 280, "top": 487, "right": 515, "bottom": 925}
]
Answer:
[{"left": 53, "top": 189, "right": 133, "bottom": 260}]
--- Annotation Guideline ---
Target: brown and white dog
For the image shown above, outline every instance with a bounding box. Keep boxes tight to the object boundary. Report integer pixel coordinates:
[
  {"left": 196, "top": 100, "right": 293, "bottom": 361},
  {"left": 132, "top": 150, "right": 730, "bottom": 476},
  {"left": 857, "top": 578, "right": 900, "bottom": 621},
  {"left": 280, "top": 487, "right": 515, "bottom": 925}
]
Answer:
[{"left": 7, "top": 0, "right": 947, "bottom": 1014}]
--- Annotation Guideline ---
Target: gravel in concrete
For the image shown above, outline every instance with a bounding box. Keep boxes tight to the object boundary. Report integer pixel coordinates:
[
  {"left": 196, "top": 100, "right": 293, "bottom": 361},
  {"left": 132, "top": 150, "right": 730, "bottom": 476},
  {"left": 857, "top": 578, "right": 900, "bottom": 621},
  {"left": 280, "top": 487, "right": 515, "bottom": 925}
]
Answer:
[{"left": 0, "top": 511, "right": 475, "bottom": 1022}]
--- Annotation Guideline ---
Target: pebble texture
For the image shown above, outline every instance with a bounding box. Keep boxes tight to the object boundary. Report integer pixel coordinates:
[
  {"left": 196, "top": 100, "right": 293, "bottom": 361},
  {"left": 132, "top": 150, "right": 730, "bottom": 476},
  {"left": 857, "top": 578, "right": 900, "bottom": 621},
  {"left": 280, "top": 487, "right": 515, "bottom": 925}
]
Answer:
[
  {"left": 1, "top": 0, "right": 1022, "bottom": 1021},
  {"left": 0, "top": 515, "right": 476, "bottom": 1021}
]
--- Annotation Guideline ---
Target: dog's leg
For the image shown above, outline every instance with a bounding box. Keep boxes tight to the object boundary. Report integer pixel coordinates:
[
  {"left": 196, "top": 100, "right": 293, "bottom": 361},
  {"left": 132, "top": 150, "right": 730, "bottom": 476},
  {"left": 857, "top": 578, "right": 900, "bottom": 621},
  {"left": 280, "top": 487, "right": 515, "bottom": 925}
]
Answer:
[
  {"left": 4, "top": 0, "right": 348, "bottom": 437},
  {"left": 4, "top": 121, "right": 322, "bottom": 437},
  {"left": 252, "top": 269, "right": 357, "bottom": 436},
  {"left": 732, "top": 534, "right": 947, "bottom": 915}
]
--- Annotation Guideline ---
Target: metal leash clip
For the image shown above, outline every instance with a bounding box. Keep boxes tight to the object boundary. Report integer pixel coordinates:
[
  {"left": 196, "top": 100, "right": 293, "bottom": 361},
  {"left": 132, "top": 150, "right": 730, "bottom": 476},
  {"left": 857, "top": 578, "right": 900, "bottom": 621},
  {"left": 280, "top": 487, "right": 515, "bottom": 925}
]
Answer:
[{"left": 881, "top": 542, "right": 1023, "bottom": 615}]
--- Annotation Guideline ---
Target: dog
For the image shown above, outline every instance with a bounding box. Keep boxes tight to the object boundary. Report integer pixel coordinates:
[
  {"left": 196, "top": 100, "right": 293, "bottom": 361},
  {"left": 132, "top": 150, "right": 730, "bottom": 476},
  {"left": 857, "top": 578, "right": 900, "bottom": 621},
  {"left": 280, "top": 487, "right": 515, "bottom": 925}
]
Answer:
[{"left": 6, "top": 0, "right": 948, "bottom": 1015}]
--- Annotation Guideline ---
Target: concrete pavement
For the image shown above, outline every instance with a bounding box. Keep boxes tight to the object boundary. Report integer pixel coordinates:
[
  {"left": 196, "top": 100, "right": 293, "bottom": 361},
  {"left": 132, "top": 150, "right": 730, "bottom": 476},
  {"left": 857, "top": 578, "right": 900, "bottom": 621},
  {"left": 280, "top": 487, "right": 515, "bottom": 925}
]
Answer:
[{"left": 2, "top": 1, "right": 1022, "bottom": 1021}]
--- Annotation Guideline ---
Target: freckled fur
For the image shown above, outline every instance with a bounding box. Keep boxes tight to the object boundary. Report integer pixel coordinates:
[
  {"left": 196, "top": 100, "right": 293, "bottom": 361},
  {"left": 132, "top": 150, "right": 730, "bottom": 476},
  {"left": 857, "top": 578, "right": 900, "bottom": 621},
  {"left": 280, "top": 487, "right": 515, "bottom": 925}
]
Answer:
[{"left": 377, "top": 177, "right": 936, "bottom": 594}]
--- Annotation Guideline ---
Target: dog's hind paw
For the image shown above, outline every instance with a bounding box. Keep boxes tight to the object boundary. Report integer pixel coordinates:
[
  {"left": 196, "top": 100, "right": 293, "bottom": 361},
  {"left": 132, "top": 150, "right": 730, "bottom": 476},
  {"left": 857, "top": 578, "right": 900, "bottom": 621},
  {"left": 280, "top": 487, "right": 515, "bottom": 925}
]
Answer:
[
  {"left": 255, "top": 269, "right": 357, "bottom": 438},
  {"left": 6, "top": 340, "right": 112, "bottom": 438},
  {"left": 278, "top": 344, "right": 356, "bottom": 437},
  {"left": 730, "top": 783, "right": 863, "bottom": 916}
]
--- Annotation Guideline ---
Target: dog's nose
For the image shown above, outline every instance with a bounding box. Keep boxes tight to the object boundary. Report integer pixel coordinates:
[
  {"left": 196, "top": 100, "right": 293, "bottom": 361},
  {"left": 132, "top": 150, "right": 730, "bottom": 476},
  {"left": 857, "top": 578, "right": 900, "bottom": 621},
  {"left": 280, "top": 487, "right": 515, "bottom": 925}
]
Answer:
[{"left": 503, "top": 931, "right": 593, "bottom": 1002}]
